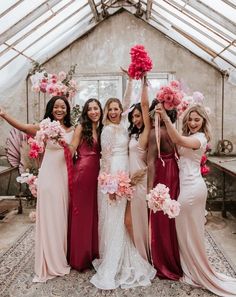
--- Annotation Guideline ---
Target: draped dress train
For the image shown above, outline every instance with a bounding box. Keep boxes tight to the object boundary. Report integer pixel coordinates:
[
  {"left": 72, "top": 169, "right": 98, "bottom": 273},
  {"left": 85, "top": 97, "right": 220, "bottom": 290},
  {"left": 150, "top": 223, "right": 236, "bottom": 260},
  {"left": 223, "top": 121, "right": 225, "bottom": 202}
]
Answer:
[
  {"left": 176, "top": 132, "right": 236, "bottom": 296},
  {"left": 90, "top": 122, "right": 156, "bottom": 290}
]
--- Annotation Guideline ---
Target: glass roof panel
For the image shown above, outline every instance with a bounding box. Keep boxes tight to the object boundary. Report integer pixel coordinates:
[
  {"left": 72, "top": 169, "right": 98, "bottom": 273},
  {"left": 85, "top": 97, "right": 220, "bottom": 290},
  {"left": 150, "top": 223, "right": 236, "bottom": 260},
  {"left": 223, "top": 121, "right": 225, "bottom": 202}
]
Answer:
[
  {"left": 152, "top": 3, "right": 229, "bottom": 52},
  {"left": 11, "top": 1, "right": 89, "bottom": 51},
  {"left": 0, "top": 0, "right": 45, "bottom": 35},
  {"left": 0, "top": 49, "right": 18, "bottom": 67},
  {"left": 23, "top": 11, "right": 92, "bottom": 57},
  {"left": 201, "top": 0, "right": 236, "bottom": 23},
  {"left": 0, "top": 0, "right": 19, "bottom": 15}
]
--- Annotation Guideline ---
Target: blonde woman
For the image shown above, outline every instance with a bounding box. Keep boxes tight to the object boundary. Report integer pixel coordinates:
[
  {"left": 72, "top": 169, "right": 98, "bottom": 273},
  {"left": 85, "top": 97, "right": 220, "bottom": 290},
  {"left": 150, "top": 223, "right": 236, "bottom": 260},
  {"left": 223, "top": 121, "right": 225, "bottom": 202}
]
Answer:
[
  {"left": 157, "top": 103, "right": 236, "bottom": 297},
  {"left": 91, "top": 77, "right": 156, "bottom": 290}
]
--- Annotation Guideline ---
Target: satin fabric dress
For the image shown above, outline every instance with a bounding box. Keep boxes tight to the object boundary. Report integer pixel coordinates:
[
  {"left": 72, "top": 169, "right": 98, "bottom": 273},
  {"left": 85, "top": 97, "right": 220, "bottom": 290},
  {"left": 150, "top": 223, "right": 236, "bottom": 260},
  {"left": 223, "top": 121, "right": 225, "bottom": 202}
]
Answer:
[
  {"left": 68, "top": 139, "right": 100, "bottom": 271},
  {"left": 33, "top": 130, "right": 73, "bottom": 282},
  {"left": 176, "top": 132, "right": 236, "bottom": 296},
  {"left": 150, "top": 150, "right": 183, "bottom": 280},
  {"left": 90, "top": 122, "right": 156, "bottom": 290},
  {"left": 129, "top": 135, "right": 150, "bottom": 261}
]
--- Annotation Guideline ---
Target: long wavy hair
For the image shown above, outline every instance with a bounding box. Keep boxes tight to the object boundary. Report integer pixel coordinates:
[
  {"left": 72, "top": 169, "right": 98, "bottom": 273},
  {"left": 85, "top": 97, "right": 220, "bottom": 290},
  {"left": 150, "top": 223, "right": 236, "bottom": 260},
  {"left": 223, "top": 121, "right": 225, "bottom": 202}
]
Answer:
[
  {"left": 102, "top": 98, "right": 123, "bottom": 125},
  {"left": 149, "top": 99, "right": 177, "bottom": 124},
  {"left": 80, "top": 98, "right": 103, "bottom": 147},
  {"left": 182, "top": 104, "right": 211, "bottom": 142},
  {"left": 43, "top": 96, "right": 72, "bottom": 127},
  {"left": 128, "top": 103, "right": 144, "bottom": 140}
]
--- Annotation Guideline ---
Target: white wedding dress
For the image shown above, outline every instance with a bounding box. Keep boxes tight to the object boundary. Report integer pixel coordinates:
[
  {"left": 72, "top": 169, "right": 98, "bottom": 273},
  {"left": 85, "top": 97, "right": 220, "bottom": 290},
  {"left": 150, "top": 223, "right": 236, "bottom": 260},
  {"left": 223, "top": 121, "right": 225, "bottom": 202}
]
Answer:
[{"left": 90, "top": 120, "right": 156, "bottom": 290}]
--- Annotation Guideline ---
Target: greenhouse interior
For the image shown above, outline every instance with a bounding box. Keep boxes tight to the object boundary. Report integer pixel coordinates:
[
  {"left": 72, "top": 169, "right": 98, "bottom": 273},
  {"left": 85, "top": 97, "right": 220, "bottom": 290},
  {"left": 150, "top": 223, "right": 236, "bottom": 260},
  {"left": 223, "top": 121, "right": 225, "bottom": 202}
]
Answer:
[{"left": 0, "top": 1, "right": 236, "bottom": 296}]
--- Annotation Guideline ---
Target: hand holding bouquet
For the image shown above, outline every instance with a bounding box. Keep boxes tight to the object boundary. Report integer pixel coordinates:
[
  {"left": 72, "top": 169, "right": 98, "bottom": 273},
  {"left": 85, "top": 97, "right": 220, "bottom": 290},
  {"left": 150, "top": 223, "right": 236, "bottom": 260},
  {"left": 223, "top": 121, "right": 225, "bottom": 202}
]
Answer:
[
  {"left": 147, "top": 183, "right": 180, "bottom": 218},
  {"left": 28, "top": 118, "right": 65, "bottom": 159},
  {"left": 98, "top": 171, "right": 134, "bottom": 203}
]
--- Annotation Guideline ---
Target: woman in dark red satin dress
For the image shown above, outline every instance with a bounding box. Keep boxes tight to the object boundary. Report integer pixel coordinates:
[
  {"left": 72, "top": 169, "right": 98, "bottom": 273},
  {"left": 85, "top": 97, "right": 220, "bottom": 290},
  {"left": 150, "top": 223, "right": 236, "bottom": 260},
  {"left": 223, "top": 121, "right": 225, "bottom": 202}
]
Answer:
[
  {"left": 147, "top": 100, "right": 183, "bottom": 280},
  {"left": 68, "top": 98, "right": 103, "bottom": 271}
]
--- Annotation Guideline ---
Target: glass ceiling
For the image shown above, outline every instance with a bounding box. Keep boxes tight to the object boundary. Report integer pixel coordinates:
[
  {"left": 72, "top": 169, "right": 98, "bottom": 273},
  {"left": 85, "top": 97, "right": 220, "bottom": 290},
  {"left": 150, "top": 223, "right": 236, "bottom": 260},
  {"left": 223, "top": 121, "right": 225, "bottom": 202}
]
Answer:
[{"left": 0, "top": 0, "right": 235, "bottom": 85}]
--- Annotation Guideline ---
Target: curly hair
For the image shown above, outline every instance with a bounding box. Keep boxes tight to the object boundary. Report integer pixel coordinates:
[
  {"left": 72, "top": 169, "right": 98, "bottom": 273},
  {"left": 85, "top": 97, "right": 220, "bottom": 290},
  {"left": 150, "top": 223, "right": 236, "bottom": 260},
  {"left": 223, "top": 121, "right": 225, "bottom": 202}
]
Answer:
[
  {"left": 80, "top": 98, "right": 103, "bottom": 147},
  {"left": 128, "top": 103, "right": 144, "bottom": 140},
  {"left": 182, "top": 104, "right": 211, "bottom": 142},
  {"left": 149, "top": 99, "right": 177, "bottom": 124},
  {"left": 43, "top": 96, "right": 72, "bottom": 127}
]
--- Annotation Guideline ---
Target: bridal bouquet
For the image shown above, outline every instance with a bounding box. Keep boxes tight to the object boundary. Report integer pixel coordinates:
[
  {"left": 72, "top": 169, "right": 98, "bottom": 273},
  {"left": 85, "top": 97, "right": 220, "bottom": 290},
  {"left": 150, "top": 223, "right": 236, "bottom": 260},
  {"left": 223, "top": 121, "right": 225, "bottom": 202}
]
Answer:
[
  {"left": 147, "top": 183, "right": 180, "bottom": 218},
  {"left": 16, "top": 172, "right": 38, "bottom": 198},
  {"left": 128, "top": 45, "right": 153, "bottom": 79},
  {"left": 98, "top": 171, "right": 134, "bottom": 202},
  {"left": 28, "top": 118, "right": 65, "bottom": 159},
  {"left": 156, "top": 80, "right": 184, "bottom": 110}
]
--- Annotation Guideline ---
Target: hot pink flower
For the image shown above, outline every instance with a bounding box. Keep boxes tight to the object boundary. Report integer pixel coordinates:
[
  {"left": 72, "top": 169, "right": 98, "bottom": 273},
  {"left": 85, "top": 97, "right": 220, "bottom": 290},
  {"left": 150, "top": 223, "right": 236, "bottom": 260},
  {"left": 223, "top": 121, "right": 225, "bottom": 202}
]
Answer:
[
  {"left": 201, "top": 165, "right": 210, "bottom": 176},
  {"left": 128, "top": 45, "right": 153, "bottom": 79}
]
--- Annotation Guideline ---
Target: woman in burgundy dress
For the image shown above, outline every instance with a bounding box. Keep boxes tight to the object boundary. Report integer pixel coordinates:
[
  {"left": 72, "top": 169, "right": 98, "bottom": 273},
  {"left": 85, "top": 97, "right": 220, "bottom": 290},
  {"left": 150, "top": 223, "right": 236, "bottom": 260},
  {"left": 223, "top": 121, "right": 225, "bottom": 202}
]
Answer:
[
  {"left": 147, "top": 99, "right": 183, "bottom": 280},
  {"left": 68, "top": 98, "right": 103, "bottom": 271}
]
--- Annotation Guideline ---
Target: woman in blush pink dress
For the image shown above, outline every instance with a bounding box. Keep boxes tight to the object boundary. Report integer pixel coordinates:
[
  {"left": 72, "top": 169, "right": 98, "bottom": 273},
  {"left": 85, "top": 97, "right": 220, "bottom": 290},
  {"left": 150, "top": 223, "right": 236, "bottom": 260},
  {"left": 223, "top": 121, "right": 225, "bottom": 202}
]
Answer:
[
  {"left": 157, "top": 103, "right": 236, "bottom": 297},
  {"left": 125, "top": 75, "right": 151, "bottom": 261},
  {"left": 0, "top": 96, "right": 72, "bottom": 282},
  {"left": 68, "top": 98, "right": 103, "bottom": 271},
  {"left": 147, "top": 99, "right": 182, "bottom": 280}
]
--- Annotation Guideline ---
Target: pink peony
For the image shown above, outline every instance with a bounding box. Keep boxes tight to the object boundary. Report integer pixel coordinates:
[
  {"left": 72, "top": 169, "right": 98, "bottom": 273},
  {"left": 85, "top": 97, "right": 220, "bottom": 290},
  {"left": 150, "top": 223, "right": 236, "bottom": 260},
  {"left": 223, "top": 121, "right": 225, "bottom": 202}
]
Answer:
[{"left": 162, "top": 199, "right": 180, "bottom": 218}]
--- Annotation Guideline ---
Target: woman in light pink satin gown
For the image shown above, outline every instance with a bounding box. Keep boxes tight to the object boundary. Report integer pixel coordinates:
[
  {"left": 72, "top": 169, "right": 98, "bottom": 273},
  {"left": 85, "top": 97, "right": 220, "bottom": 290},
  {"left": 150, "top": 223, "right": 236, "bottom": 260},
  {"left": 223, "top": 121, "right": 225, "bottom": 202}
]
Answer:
[
  {"left": 0, "top": 96, "right": 72, "bottom": 282},
  {"left": 157, "top": 103, "right": 236, "bottom": 297},
  {"left": 126, "top": 75, "right": 151, "bottom": 261}
]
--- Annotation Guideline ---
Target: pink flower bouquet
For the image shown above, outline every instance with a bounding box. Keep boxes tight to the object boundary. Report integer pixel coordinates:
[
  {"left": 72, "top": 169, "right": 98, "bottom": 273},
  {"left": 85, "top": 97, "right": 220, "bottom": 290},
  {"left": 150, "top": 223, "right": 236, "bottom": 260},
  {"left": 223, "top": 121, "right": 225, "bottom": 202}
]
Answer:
[
  {"left": 156, "top": 80, "right": 184, "bottom": 110},
  {"left": 128, "top": 45, "right": 153, "bottom": 80},
  {"left": 28, "top": 118, "right": 65, "bottom": 158},
  {"left": 146, "top": 183, "right": 180, "bottom": 218},
  {"left": 98, "top": 171, "right": 134, "bottom": 202}
]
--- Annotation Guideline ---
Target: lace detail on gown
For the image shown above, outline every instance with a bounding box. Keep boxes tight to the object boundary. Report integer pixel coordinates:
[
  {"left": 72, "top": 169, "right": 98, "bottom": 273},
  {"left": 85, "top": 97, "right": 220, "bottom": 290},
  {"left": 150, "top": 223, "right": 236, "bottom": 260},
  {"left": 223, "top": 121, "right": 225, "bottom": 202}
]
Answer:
[{"left": 91, "top": 123, "right": 156, "bottom": 290}]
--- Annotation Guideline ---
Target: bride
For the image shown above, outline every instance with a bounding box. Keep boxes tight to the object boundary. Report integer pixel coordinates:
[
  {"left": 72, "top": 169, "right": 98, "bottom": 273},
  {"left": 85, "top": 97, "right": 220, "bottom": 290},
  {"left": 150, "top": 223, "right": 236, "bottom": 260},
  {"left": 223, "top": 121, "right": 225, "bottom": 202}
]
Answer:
[{"left": 90, "top": 76, "right": 156, "bottom": 290}]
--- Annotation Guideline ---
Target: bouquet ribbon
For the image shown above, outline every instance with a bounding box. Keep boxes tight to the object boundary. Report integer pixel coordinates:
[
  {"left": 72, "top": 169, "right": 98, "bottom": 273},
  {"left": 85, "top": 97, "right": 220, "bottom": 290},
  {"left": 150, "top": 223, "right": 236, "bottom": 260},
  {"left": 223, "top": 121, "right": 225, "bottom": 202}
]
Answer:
[{"left": 154, "top": 113, "right": 165, "bottom": 167}]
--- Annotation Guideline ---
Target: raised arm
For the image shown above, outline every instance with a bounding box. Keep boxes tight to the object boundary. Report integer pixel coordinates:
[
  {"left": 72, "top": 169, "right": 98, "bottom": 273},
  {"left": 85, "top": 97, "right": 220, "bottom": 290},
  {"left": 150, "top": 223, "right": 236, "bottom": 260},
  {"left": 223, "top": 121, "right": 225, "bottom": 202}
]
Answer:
[
  {"left": 121, "top": 66, "right": 133, "bottom": 112},
  {"left": 147, "top": 128, "right": 158, "bottom": 192},
  {"left": 69, "top": 124, "right": 82, "bottom": 155},
  {"left": 0, "top": 107, "right": 39, "bottom": 136},
  {"left": 138, "top": 75, "right": 151, "bottom": 150},
  {"left": 156, "top": 104, "right": 201, "bottom": 149}
]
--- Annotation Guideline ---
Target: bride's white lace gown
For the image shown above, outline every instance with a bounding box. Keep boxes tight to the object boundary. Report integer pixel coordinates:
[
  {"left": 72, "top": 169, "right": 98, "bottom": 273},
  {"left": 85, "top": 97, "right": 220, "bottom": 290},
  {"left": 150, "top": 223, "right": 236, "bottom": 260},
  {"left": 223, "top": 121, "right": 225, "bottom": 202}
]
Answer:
[{"left": 90, "top": 120, "right": 156, "bottom": 290}]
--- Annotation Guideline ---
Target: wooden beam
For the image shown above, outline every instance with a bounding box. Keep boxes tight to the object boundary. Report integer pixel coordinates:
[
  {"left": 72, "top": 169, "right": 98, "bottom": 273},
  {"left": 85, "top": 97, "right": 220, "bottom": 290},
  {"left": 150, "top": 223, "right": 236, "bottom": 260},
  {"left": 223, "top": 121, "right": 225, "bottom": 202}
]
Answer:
[
  {"left": 146, "top": 0, "right": 153, "bottom": 20},
  {"left": 0, "top": 0, "right": 62, "bottom": 45},
  {"left": 88, "top": 0, "right": 100, "bottom": 22},
  {"left": 187, "top": 0, "right": 236, "bottom": 35}
]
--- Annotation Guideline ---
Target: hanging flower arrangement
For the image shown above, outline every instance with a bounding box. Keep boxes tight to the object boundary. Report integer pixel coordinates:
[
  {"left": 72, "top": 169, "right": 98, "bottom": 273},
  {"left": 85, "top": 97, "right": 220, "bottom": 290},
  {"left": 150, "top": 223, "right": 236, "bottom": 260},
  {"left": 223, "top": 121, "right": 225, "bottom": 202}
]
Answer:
[
  {"left": 128, "top": 45, "right": 153, "bottom": 79},
  {"left": 29, "top": 62, "right": 78, "bottom": 100}
]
